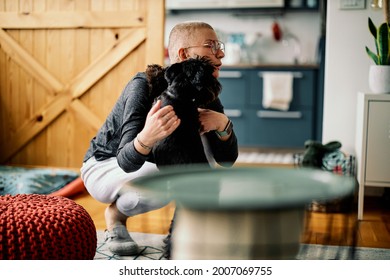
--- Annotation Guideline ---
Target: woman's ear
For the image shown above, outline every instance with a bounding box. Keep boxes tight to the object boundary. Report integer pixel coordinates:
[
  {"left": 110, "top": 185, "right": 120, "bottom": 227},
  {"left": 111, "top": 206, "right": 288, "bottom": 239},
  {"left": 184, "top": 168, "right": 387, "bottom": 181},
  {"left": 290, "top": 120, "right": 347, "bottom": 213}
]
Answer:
[{"left": 178, "top": 48, "right": 187, "bottom": 61}]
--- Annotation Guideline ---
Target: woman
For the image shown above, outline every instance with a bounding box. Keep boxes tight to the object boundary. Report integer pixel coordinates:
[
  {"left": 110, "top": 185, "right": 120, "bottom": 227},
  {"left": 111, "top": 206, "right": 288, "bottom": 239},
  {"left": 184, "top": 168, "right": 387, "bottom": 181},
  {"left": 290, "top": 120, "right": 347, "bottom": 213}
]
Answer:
[{"left": 81, "top": 21, "right": 238, "bottom": 256}]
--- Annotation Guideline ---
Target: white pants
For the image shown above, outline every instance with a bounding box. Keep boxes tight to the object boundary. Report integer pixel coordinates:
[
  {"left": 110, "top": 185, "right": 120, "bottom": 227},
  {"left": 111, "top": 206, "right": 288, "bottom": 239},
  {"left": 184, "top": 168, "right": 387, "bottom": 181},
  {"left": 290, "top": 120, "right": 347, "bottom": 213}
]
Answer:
[{"left": 80, "top": 157, "right": 169, "bottom": 216}]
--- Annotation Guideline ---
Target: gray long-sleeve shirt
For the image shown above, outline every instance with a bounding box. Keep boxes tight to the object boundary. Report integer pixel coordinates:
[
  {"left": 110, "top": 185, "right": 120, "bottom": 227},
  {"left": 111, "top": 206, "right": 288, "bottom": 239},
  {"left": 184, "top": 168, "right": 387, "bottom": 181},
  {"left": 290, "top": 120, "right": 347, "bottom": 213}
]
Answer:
[{"left": 83, "top": 72, "right": 238, "bottom": 173}]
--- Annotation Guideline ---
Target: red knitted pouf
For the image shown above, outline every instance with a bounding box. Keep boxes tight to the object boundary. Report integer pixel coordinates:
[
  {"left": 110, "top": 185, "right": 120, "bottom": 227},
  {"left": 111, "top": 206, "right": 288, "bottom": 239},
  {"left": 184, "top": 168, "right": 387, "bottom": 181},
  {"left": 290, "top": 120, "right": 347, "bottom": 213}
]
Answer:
[{"left": 0, "top": 194, "right": 97, "bottom": 260}]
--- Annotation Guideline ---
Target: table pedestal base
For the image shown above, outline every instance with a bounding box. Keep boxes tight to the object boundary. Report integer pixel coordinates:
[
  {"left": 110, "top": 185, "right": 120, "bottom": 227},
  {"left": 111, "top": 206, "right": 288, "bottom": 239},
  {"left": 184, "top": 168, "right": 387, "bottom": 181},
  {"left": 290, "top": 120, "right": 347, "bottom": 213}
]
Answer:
[{"left": 172, "top": 207, "right": 304, "bottom": 260}]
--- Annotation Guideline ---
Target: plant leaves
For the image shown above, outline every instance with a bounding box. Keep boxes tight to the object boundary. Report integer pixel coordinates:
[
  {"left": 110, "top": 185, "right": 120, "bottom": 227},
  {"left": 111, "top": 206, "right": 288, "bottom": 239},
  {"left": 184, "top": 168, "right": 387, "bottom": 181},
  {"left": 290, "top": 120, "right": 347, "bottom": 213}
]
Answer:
[
  {"left": 378, "top": 22, "right": 389, "bottom": 65},
  {"left": 368, "top": 17, "right": 380, "bottom": 57},
  {"left": 368, "top": 17, "right": 377, "bottom": 39},
  {"left": 366, "top": 46, "right": 379, "bottom": 65}
]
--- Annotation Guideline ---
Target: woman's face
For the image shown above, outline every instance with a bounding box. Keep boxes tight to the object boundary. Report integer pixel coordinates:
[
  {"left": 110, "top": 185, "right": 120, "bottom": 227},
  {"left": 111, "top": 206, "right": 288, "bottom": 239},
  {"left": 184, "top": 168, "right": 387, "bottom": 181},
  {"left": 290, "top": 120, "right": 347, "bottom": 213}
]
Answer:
[{"left": 183, "top": 28, "right": 225, "bottom": 78}]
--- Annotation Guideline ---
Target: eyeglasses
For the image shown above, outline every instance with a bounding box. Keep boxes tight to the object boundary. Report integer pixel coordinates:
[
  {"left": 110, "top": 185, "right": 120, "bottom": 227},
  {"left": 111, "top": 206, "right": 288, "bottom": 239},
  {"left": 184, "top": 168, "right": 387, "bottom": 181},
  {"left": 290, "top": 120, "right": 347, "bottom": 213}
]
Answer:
[{"left": 186, "top": 40, "right": 225, "bottom": 55}]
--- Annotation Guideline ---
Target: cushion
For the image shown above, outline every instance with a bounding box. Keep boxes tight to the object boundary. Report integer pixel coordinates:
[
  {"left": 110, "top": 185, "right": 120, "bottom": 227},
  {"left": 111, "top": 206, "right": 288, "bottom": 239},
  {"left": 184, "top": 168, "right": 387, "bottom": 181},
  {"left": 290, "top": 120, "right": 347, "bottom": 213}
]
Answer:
[
  {"left": 0, "top": 194, "right": 97, "bottom": 259},
  {"left": 48, "top": 177, "right": 86, "bottom": 198}
]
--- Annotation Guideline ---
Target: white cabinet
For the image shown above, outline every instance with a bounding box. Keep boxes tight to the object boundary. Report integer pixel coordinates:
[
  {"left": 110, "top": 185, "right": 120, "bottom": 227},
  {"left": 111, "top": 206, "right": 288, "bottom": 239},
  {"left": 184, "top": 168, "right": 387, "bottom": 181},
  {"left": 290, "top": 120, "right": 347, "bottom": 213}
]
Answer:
[{"left": 355, "top": 92, "right": 390, "bottom": 220}]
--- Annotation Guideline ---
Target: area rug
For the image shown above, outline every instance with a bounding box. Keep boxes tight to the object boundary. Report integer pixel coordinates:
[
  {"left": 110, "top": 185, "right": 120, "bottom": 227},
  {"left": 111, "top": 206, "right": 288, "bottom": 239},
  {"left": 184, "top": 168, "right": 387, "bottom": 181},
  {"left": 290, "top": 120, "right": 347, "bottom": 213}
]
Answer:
[
  {"left": 0, "top": 165, "right": 81, "bottom": 196},
  {"left": 296, "top": 244, "right": 390, "bottom": 260},
  {"left": 94, "top": 231, "right": 166, "bottom": 260},
  {"left": 94, "top": 231, "right": 390, "bottom": 260}
]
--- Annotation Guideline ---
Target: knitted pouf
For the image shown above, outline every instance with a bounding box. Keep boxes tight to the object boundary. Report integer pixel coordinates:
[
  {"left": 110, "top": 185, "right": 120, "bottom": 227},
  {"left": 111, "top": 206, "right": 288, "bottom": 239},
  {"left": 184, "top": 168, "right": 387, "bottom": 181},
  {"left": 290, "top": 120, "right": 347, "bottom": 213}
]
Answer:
[{"left": 0, "top": 194, "right": 97, "bottom": 260}]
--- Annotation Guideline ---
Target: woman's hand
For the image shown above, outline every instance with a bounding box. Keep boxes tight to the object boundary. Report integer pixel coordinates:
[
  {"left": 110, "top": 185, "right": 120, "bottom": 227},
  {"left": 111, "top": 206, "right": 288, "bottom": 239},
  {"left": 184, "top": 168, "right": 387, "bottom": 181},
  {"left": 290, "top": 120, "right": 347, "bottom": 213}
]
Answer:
[
  {"left": 198, "top": 108, "right": 229, "bottom": 136},
  {"left": 136, "top": 100, "right": 180, "bottom": 154}
]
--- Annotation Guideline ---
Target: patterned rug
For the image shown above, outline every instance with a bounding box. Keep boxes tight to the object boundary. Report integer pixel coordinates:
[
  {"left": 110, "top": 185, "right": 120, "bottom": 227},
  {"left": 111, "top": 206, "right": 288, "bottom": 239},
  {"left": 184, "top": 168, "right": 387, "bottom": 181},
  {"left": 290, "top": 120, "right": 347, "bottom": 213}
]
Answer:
[
  {"left": 94, "top": 231, "right": 166, "bottom": 260},
  {"left": 94, "top": 231, "right": 390, "bottom": 260}
]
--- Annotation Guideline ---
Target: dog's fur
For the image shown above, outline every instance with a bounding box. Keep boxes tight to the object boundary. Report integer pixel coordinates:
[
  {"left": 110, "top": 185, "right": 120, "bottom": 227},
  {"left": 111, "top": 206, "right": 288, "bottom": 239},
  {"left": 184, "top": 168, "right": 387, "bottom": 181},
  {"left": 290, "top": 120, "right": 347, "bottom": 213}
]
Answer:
[
  {"left": 145, "top": 57, "right": 222, "bottom": 168},
  {"left": 145, "top": 57, "right": 222, "bottom": 259}
]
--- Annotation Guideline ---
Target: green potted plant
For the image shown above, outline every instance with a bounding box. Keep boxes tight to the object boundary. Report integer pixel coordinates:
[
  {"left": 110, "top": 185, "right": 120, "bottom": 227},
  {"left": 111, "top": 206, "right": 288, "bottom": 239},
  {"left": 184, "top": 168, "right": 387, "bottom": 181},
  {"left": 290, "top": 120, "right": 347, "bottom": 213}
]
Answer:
[
  {"left": 366, "top": 1, "right": 390, "bottom": 93},
  {"left": 365, "top": 18, "right": 389, "bottom": 65}
]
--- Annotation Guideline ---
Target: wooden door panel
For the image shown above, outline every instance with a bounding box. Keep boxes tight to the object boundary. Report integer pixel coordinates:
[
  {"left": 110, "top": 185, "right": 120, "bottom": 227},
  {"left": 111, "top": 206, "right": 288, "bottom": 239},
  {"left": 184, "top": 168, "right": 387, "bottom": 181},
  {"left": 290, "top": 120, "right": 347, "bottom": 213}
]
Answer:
[{"left": 0, "top": 0, "right": 165, "bottom": 168}]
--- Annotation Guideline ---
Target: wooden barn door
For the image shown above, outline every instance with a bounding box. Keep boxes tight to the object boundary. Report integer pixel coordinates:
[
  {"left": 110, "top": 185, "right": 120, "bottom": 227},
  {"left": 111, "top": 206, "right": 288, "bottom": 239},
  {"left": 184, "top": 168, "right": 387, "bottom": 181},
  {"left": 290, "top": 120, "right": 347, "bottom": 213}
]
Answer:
[{"left": 0, "top": 0, "right": 165, "bottom": 169}]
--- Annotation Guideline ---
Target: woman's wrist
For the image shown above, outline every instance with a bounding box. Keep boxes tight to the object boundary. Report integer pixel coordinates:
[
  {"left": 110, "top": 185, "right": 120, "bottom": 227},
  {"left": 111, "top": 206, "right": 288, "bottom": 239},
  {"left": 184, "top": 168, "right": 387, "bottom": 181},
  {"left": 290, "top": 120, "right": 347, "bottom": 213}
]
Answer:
[
  {"left": 134, "top": 133, "right": 154, "bottom": 155},
  {"left": 216, "top": 117, "right": 230, "bottom": 132},
  {"left": 215, "top": 118, "right": 233, "bottom": 140},
  {"left": 136, "top": 134, "right": 153, "bottom": 150}
]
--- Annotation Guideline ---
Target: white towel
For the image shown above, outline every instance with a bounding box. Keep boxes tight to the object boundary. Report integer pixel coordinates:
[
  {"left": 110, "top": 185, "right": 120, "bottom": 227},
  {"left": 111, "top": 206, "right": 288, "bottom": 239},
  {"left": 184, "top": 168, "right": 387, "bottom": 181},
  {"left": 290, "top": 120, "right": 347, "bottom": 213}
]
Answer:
[{"left": 262, "top": 72, "right": 294, "bottom": 111}]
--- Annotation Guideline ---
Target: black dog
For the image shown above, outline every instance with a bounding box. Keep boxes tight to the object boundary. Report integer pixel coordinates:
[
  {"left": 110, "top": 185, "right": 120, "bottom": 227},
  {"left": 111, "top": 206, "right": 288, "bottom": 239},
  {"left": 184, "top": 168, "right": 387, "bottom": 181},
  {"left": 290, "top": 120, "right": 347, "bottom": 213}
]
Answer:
[
  {"left": 145, "top": 57, "right": 222, "bottom": 259},
  {"left": 146, "top": 57, "right": 222, "bottom": 168}
]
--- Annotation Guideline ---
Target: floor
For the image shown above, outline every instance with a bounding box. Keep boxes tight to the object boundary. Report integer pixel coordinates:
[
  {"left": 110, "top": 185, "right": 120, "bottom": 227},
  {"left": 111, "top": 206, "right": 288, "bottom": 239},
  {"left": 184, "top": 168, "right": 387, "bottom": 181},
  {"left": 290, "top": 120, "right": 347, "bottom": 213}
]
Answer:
[
  {"left": 72, "top": 150, "right": 390, "bottom": 250},
  {"left": 73, "top": 190, "right": 390, "bottom": 249}
]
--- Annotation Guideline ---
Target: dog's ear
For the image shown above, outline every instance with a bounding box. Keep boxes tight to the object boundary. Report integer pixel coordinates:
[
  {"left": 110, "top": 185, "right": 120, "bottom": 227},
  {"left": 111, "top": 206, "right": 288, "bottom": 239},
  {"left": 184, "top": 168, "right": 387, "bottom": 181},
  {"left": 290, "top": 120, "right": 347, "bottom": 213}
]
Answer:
[
  {"left": 145, "top": 64, "right": 168, "bottom": 99},
  {"left": 164, "top": 62, "right": 183, "bottom": 85}
]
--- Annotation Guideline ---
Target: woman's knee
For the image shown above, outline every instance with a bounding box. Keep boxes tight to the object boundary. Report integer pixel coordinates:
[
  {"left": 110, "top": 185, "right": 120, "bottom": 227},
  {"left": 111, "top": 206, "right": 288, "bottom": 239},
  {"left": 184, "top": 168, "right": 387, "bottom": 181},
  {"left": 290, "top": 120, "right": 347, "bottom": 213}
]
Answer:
[
  {"left": 116, "top": 192, "right": 140, "bottom": 216},
  {"left": 116, "top": 191, "right": 169, "bottom": 217}
]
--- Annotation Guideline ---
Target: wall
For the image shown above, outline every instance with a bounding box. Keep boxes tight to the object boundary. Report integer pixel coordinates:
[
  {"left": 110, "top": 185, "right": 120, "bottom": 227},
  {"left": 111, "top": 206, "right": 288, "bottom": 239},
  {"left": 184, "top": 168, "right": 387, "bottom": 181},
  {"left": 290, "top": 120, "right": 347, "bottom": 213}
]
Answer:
[
  {"left": 166, "top": 3, "right": 385, "bottom": 157},
  {"left": 322, "top": 2, "right": 383, "bottom": 155},
  {"left": 165, "top": 10, "right": 321, "bottom": 65}
]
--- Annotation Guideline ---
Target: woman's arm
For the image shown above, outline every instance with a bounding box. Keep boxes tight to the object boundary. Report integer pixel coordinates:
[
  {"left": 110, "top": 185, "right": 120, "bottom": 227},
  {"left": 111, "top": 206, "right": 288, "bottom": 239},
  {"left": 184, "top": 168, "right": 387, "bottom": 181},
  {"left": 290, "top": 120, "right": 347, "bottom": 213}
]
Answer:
[
  {"left": 116, "top": 76, "right": 152, "bottom": 172},
  {"left": 116, "top": 75, "right": 180, "bottom": 172},
  {"left": 200, "top": 98, "right": 239, "bottom": 167}
]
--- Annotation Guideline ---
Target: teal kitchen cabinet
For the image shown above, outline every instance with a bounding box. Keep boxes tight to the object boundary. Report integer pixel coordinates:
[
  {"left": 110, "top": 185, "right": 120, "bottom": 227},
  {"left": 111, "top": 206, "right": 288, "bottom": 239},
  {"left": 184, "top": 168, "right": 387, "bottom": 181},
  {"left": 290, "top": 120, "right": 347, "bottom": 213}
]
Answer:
[
  {"left": 218, "top": 69, "right": 251, "bottom": 146},
  {"left": 219, "top": 67, "right": 318, "bottom": 148}
]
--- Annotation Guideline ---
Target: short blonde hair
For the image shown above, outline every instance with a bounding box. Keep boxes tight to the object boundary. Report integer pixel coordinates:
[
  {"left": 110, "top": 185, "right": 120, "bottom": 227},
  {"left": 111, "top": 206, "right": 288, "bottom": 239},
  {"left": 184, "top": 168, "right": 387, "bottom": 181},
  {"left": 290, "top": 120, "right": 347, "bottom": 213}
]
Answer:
[{"left": 168, "top": 21, "right": 214, "bottom": 64}]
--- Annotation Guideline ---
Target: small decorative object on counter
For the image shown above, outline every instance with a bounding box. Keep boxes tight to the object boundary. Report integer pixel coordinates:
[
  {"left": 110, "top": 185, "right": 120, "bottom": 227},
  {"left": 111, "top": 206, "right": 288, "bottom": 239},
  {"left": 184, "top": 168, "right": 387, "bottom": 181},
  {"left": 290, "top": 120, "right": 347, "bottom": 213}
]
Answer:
[
  {"left": 306, "top": 0, "right": 317, "bottom": 8},
  {"left": 245, "top": 32, "right": 263, "bottom": 64},
  {"left": 289, "top": 0, "right": 304, "bottom": 8},
  {"left": 223, "top": 33, "right": 244, "bottom": 65},
  {"left": 272, "top": 21, "right": 282, "bottom": 41}
]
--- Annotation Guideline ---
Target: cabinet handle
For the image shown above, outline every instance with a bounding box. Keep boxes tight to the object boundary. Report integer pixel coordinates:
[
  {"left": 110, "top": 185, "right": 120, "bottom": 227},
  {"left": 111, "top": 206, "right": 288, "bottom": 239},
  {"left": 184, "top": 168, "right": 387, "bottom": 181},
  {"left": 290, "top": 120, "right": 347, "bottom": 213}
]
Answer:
[
  {"left": 257, "top": 71, "right": 304, "bottom": 79},
  {"left": 224, "top": 109, "right": 242, "bottom": 117},
  {"left": 219, "top": 71, "right": 242, "bottom": 78},
  {"left": 257, "top": 110, "right": 302, "bottom": 119}
]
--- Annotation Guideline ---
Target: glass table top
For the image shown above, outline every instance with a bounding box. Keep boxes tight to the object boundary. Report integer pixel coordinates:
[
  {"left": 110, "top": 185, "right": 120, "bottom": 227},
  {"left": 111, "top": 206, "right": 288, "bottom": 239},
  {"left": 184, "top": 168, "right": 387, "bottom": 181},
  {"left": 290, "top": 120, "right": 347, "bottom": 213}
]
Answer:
[{"left": 128, "top": 165, "right": 355, "bottom": 210}]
